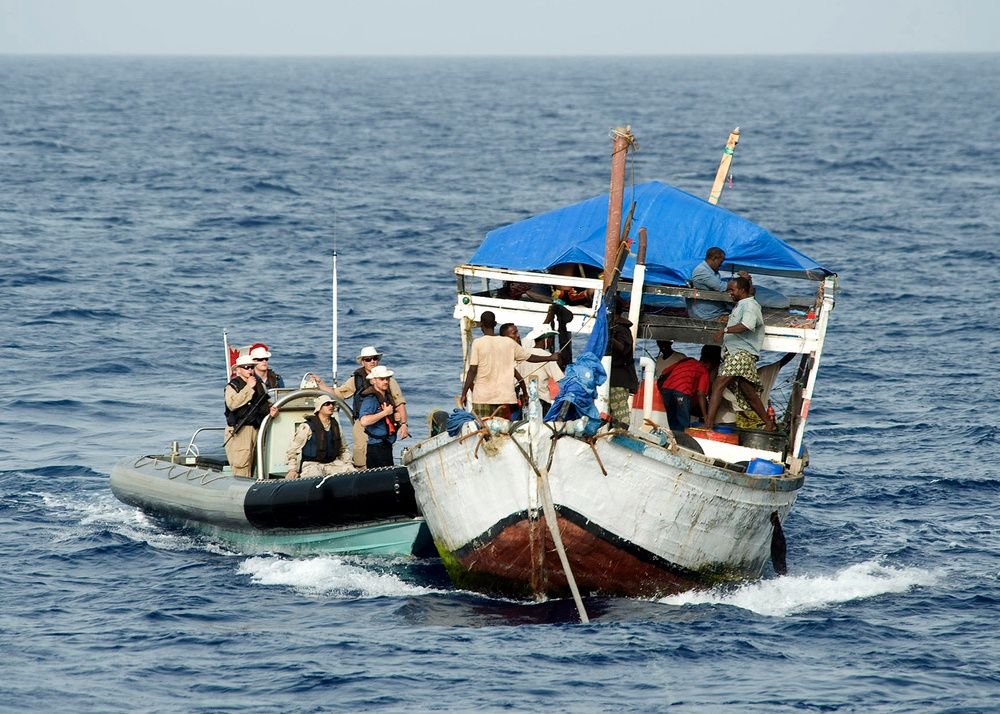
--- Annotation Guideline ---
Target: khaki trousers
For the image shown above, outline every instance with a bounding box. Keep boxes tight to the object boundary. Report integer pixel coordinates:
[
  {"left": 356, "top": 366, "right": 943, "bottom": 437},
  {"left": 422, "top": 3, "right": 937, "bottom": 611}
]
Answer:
[
  {"left": 351, "top": 419, "right": 368, "bottom": 469},
  {"left": 224, "top": 425, "right": 257, "bottom": 477}
]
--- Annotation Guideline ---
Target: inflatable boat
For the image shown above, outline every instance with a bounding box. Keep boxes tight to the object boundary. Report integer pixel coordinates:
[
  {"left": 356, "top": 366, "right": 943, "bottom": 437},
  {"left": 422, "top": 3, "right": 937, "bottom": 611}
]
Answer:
[{"left": 111, "top": 388, "right": 432, "bottom": 556}]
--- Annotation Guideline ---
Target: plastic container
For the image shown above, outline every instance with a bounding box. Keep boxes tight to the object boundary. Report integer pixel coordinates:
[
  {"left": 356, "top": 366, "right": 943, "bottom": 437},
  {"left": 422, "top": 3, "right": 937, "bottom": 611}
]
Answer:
[{"left": 746, "top": 458, "right": 784, "bottom": 475}]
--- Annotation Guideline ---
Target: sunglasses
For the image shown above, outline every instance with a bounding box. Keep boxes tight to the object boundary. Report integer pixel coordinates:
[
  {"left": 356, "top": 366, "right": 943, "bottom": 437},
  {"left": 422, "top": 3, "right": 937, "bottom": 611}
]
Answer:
[
  {"left": 254, "top": 358, "right": 268, "bottom": 363},
  {"left": 362, "top": 356, "right": 380, "bottom": 362},
  {"left": 237, "top": 364, "right": 254, "bottom": 370}
]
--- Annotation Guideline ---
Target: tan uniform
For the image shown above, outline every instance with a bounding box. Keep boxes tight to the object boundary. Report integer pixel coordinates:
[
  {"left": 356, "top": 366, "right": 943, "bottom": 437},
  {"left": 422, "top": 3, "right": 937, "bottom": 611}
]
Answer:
[
  {"left": 224, "top": 380, "right": 260, "bottom": 477},
  {"left": 285, "top": 421, "right": 353, "bottom": 478}
]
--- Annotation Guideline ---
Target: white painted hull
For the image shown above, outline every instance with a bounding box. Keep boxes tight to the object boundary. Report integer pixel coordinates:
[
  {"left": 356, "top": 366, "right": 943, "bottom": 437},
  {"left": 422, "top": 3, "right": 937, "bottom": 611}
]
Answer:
[{"left": 404, "top": 420, "right": 801, "bottom": 598}]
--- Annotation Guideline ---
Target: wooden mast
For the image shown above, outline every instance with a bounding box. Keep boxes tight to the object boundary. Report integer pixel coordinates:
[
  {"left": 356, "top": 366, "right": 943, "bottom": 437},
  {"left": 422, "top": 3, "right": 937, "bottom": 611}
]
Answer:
[
  {"left": 707, "top": 126, "right": 739, "bottom": 205},
  {"left": 604, "top": 126, "right": 633, "bottom": 291}
]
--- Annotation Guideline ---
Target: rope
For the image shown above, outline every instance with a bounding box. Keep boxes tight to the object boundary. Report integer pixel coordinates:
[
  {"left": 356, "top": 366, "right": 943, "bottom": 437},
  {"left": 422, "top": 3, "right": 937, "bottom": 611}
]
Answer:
[
  {"left": 508, "top": 434, "right": 590, "bottom": 624},
  {"left": 587, "top": 438, "right": 608, "bottom": 476}
]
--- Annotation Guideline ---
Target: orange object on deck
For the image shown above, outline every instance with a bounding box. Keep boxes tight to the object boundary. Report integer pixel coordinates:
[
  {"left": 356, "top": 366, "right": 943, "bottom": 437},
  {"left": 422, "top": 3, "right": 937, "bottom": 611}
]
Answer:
[
  {"left": 631, "top": 380, "right": 666, "bottom": 412},
  {"left": 685, "top": 427, "right": 739, "bottom": 445}
]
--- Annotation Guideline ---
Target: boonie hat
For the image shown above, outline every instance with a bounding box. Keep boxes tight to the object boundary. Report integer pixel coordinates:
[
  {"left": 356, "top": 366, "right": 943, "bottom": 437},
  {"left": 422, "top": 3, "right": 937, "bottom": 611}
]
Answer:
[
  {"left": 367, "top": 365, "right": 395, "bottom": 380},
  {"left": 356, "top": 346, "right": 384, "bottom": 363},
  {"left": 249, "top": 346, "right": 272, "bottom": 360},
  {"left": 313, "top": 395, "right": 335, "bottom": 413},
  {"left": 235, "top": 354, "right": 256, "bottom": 367},
  {"left": 524, "top": 326, "right": 558, "bottom": 344}
]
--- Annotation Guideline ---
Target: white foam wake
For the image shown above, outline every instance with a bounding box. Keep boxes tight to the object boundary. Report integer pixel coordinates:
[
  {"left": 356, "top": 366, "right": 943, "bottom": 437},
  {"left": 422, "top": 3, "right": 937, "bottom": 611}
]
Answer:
[
  {"left": 238, "top": 555, "right": 441, "bottom": 599},
  {"left": 660, "top": 559, "right": 939, "bottom": 616},
  {"left": 42, "top": 491, "right": 228, "bottom": 553}
]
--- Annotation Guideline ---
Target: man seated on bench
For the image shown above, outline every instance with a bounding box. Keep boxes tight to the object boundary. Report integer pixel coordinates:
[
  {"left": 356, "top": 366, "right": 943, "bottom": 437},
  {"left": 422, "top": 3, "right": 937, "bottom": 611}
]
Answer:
[{"left": 284, "top": 396, "right": 353, "bottom": 479}]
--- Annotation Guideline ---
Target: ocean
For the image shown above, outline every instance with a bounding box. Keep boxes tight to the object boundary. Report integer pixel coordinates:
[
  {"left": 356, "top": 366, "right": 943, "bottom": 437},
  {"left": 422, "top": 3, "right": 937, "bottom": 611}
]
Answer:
[{"left": 1, "top": 54, "right": 998, "bottom": 712}]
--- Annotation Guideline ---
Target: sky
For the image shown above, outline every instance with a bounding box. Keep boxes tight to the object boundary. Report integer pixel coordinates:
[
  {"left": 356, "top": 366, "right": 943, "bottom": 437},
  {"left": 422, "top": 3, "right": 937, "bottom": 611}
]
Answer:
[{"left": 0, "top": 0, "right": 998, "bottom": 56}]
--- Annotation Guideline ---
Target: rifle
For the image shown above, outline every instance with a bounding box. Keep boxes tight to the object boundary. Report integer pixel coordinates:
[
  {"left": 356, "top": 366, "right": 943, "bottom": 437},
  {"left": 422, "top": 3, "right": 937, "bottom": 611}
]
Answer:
[{"left": 222, "top": 386, "right": 269, "bottom": 447}]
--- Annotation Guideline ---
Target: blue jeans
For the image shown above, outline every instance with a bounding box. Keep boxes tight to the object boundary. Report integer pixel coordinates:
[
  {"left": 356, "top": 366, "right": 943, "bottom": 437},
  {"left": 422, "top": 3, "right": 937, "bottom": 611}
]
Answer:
[{"left": 661, "top": 389, "right": 692, "bottom": 431}]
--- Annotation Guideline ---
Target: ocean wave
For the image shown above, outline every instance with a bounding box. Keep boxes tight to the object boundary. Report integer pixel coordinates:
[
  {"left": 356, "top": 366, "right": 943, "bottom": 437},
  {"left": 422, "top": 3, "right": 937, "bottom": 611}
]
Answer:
[
  {"left": 659, "top": 560, "right": 939, "bottom": 617},
  {"left": 37, "top": 308, "right": 125, "bottom": 322},
  {"left": 37, "top": 488, "right": 233, "bottom": 555},
  {"left": 241, "top": 180, "right": 302, "bottom": 196},
  {"left": 237, "top": 555, "right": 444, "bottom": 599}
]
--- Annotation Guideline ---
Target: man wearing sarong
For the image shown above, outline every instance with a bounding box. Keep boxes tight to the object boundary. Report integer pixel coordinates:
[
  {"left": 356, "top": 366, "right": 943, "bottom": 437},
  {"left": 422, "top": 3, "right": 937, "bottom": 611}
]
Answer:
[{"left": 704, "top": 277, "right": 778, "bottom": 431}]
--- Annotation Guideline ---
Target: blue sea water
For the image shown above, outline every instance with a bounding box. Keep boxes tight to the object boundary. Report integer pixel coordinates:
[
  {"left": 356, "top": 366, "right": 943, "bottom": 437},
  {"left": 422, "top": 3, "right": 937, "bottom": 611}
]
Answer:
[{"left": 1, "top": 54, "right": 999, "bottom": 712}]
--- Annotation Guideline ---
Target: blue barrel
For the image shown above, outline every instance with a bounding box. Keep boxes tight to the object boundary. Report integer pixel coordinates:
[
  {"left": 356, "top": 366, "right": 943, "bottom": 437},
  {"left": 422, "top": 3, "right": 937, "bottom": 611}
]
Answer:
[{"left": 746, "top": 458, "right": 784, "bottom": 475}]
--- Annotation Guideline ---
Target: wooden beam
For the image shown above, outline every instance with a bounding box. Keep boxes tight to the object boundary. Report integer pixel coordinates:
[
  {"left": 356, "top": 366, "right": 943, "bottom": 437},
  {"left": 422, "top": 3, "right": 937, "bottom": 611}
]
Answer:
[{"left": 708, "top": 127, "right": 739, "bottom": 205}]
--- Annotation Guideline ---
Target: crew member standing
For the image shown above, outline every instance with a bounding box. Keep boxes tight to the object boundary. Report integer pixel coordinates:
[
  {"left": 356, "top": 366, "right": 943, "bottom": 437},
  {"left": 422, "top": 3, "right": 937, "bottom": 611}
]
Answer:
[
  {"left": 358, "top": 365, "right": 399, "bottom": 469},
  {"left": 704, "top": 276, "right": 777, "bottom": 431},
  {"left": 516, "top": 325, "right": 564, "bottom": 413},
  {"left": 608, "top": 310, "right": 639, "bottom": 427},
  {"left": 308, "top": 346, "right": 409, "bottom": 469},
  {"left": 224, "top": 354, "right": 279, "bottom": 477},
  {"left": 460, "top": 311, "right": 558, "bottom": 420}
]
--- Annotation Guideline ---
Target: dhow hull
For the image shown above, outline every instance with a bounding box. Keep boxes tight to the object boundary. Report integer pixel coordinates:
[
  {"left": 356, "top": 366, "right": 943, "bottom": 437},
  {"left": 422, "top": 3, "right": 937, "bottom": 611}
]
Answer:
[{"left": 404, "top": 421, "right": 801, "bottom": 598}]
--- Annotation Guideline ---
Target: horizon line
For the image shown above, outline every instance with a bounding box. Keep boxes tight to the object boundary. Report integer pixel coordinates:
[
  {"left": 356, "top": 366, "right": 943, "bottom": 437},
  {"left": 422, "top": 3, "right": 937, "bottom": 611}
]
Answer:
[{"left": 1, "top": 50, "right": 998, "bottom": 60}]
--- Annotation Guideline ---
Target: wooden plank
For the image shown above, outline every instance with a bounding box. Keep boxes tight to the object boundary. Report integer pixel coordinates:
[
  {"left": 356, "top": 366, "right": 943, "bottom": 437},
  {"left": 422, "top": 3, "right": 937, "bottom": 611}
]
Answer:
[{"left": 708, "top": 127, "right": 740, "bottom": 205}]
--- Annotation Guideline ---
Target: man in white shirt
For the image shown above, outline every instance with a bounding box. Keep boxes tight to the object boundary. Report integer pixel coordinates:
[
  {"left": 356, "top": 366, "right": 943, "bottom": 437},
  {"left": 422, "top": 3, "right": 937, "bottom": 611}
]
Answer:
[{"left": 516, "top": 325, "right": 565, "bottom": 412}]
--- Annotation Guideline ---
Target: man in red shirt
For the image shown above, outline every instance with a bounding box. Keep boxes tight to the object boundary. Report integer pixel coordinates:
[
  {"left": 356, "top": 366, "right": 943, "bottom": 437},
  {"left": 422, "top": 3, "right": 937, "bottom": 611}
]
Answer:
[{"left": 656, "top": 348, "right": 713, "bottom": 430}]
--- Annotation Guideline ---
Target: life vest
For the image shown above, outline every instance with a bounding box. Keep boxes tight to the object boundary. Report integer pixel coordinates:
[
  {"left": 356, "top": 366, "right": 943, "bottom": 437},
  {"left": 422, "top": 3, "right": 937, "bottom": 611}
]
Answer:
[
  {"left": 301, "top": 415, "right": 340, "bottom": 463},
  {"left": 360, "top": 385, "right": 397, "bottom": 444},
  {"left": 224, "top": 376, "right": 270, "bottom": 428},
  {"left": 263, "top": 368, "right": 282, "bottom": 389},
  {"left": 350, "top": 367, "right": 367, "bottom": 419}
]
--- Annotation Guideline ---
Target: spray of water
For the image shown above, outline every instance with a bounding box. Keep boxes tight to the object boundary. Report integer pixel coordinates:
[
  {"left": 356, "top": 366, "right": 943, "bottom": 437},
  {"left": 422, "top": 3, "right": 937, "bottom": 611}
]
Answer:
[{"left": 660, "top": 560, "right": 938, "bottom": 616}]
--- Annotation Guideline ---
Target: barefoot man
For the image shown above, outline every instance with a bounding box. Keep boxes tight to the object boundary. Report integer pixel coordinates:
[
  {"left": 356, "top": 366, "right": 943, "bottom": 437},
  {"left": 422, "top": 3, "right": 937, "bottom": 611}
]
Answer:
[{"left": 704, "top": 276, "right": 778, "bottom": 431}]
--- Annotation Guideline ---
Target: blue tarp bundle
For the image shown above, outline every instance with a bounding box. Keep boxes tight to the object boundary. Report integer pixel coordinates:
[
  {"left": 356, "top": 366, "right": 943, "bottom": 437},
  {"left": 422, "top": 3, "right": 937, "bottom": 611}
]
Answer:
[
  {"left": 468, "top": 181, "right": 833, "bottom": 283},
  {"left": 543, "top": 304, "right": 609, "bottom": 435},
  {"left": 446, "top": 409, "right": 477, "bottom": 436}
]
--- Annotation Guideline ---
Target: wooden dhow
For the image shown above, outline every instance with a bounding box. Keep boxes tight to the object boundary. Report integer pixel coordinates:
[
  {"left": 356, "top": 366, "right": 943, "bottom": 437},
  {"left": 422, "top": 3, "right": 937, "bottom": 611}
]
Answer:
[{"left": 403, "top": 127, "right": 836, "bottom": 607}]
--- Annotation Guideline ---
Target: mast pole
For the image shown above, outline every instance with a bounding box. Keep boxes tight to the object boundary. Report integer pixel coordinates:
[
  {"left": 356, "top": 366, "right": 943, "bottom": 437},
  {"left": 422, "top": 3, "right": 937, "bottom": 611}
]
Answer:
[
  {"left": 708, "top": 127, "right": 739, "bottom": 205},
  {"left": 332, "top": 250, "right": 338, "bottom": 386},
  {"left": 331, "top": 210, "right": 339, "bottom": 386},
  {"left": 604, "top": 126, "right": 633, "bottom": 292},
  {"left": 223, "top": 328, "right": 231, "bottom": 379}
]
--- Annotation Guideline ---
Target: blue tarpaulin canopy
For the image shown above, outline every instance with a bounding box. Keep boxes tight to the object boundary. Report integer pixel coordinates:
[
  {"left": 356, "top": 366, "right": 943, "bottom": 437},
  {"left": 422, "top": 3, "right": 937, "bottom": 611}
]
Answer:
[{"left": 468, "top": 181, "right": 833, "bottom": 283}]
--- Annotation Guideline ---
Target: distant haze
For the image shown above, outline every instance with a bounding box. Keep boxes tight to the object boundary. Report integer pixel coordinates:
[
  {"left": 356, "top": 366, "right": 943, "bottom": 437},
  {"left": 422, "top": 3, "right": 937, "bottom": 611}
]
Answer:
[{"left": 1, "top": 0, "right": 998, "bottom": 56}]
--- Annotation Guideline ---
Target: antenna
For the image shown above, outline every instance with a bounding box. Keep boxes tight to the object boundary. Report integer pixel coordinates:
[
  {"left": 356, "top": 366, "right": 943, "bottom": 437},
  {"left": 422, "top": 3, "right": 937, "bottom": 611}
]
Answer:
[{"left": 331, "top": 211, "right": 339, "bottom": 386}]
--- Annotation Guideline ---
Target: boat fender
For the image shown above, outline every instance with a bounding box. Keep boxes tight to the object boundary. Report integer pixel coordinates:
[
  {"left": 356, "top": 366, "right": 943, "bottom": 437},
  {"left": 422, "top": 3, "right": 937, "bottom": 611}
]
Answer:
[{"left": 769, "top": 511, "right": 787, "bottom": 576}]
